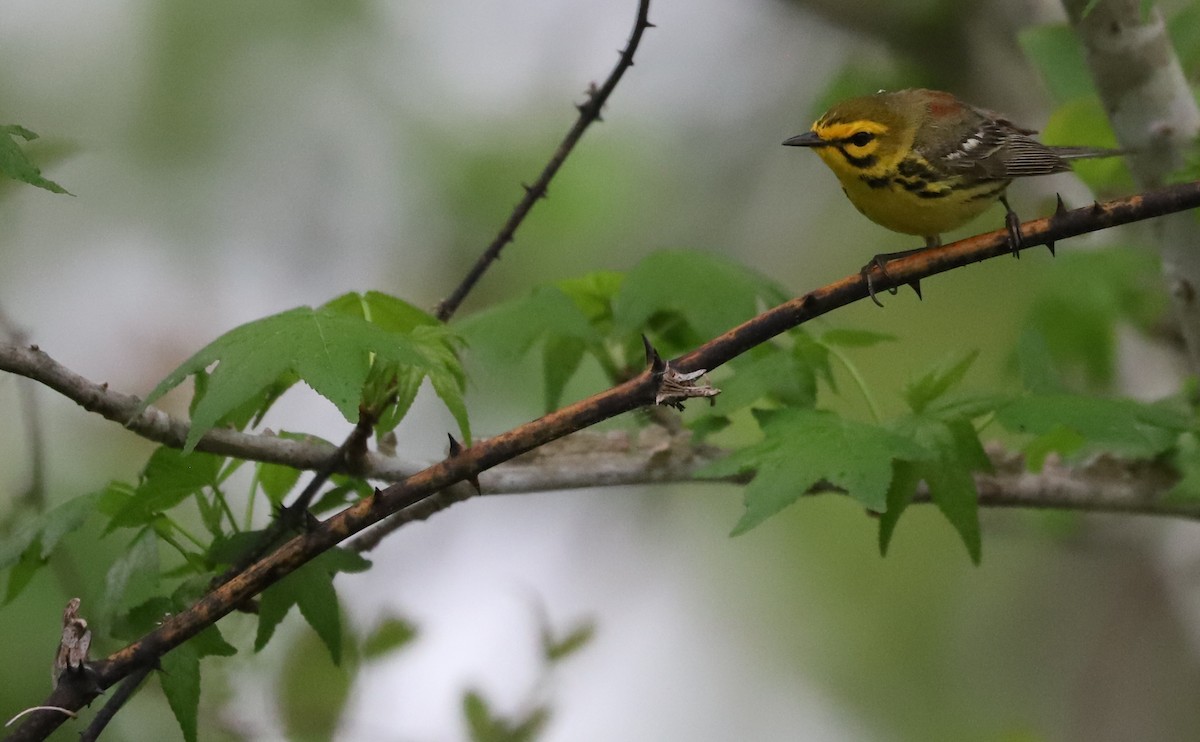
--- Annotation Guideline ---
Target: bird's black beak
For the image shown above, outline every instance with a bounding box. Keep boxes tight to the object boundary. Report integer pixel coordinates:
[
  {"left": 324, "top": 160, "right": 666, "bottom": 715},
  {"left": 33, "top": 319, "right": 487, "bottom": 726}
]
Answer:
[{"left": 782, "top": 131, "right": 827, "bottom": 147}]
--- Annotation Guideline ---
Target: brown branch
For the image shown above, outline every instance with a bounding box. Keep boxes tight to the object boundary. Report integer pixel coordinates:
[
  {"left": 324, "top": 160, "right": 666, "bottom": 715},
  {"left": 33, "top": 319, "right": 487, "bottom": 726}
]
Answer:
[
  {"left": 7, "top": 180, "right": 1200, "bottom": 741},
  {"left": 433, "top": 0, "right": 654, "bottom": 321}
]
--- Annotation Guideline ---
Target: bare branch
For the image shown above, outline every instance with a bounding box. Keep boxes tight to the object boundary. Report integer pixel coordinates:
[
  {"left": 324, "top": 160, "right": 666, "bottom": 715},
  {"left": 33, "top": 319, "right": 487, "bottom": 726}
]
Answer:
[{"left": 433, "top": 0, "right": 654, "bottom": 321}]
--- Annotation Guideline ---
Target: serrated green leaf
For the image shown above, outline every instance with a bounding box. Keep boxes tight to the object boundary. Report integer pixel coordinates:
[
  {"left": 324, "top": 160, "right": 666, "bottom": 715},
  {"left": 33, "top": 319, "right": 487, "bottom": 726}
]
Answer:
[
  {"left": 0, "top": 124, "right": 70, "bottom": 194},
  {"left": 903, "top": 350, "right": 980, "bottom": 414},
  {"left": 102, "top": 527, "right": 160, "bottom": 620},
  {"left": 700, "top": 408, "right": 927, "bottom": 534},
  {"left": 4, "top": 545, "right": 44, "bottom": 604},
  {"left": 160, "top": 642, "right": 201, "bottom": 742},
  {"left": 612, "top": 250, "right": 789, "bottom": 348},
  {"left": 192, "top": 624, "right": 237, "bottom": 658},
  {"left": 878, "top": 460, "right": 920, "bottom": 556},
  {"left": 258, "top": 462, "right": 302, "bottom": 505},
  {"left": 362, "top": 616, "right": 417, "bottom": 659},
  {"left": 556, "top": 271, "right": 623, "bottom": 325},
  {"left": 376, "top": 365, "right": 425, "bottom": 435},
  {"left": 256, "top": 548, "right": 366, "bottom": 663},
  {"left": 889, "top": 416, "right": 989, "bottom": 563},
  {"left": 0, "top": 492, "right": 102, "bottom": 601},
  {"left": 820, "top": 328, "right": 897, "bottom": 348},
  {"left": 324, "top": 290, "right": 439, "bottom": 332},
  {"left": 457, "top": 286, "right": 600, "bottom": 362},
  {"left": 542, "top": 335, "right": 587, "bottom": 411},
  {"left": 142, "top": 305, "right": 458, "bottom": 452},
  {"left": 997, "top": 394, "right": 1189, "bottom": 462},
  {"left": 107, "top": 448, "right": 223, "bottom": 530},
  {"left": 714, "top": 345, "right": 818, "bottom": 414}
]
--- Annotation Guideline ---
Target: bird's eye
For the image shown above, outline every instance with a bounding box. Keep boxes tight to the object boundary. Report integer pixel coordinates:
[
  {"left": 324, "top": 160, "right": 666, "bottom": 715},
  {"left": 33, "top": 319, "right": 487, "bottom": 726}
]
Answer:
[{"left": 848, "top": 131, "right": 874, "bottom": 147}]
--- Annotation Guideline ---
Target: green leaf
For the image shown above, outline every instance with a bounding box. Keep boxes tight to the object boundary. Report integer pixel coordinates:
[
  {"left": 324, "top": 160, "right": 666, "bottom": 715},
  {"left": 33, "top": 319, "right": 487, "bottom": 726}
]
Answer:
[
  {"left": 457, "top": 284, "right": 604, "bottom": 411},
  {"left": 361, "top": 616, "right": 418, "bottom": 660},
  {"left": 556, "top": 271, "right": 624, "bottom": 326},
  {"left": 1042, "top": 98, "right": 1132, "bottom": 193},
  {"left": 192, "top": 624, "right": 238, "bottom": 658},
  {"left": 280, "top": 630, "right": 353, "bottom": 742},
  {"left": 1018, "top": 25, "right": 1094, "bottom": 104},
  {"left": 997, "top": 394, "right": 1189, "bottom": 464},
  {"left": 106, "top": 448, "right": 223, "bottom": 531},
  {"left": 819, "top": 328, "right": 897, "bottom": 348},
  {"left": 0, "top": 124, "right": 70, "bottom": 194},
  {"left": 888, "top": 416, "right": 990, "bottom": 563},
  {"left": 612, "top": 250, "right": 789, "bottom": 350},
  {"left": 463, "top": 690, "right": 549, "bottom": 742},
  {"left": 903, "top": 350, "right": 979, "bottom": 414},
  {"left": 542, "top": 335, "right": 587, "bottom": 411},
  {"left": 102, "top": 527, "right": 160, "bottom": 620},
  {"left": 457, "top": 286, "right": 601, "bottom": 362},
  {"left": 700, "top": 408, "right": 927, "bottom": 534},
  {"left": 0, "top": 492, "right": 102, "bottom": 602},
  {"left": 1024, "top": 248, "right": 1163, "bottom": 388},
  {"left": 1167, "top": 433, "right": 1200, "bottom": 502},
  {"left": 1015, "top": 329, "right": 1064, "bottom": 395},
  {"left": 1168, "top": 2, "right": 1200, "bottom": 80},
  {"left": 324, "top": 290, "right": 440, "bottom": 332},
  {"left": 541, "top": 620, "right": 595, "bottom": 664},
  {"left": 878, "top": 460, "right": 921, "bottom": 556},
  {"left": 258, "top": 462, "right": 302, "bottom": 506},
  {"left": 256, "top": 548, "right": 369, "bottom": 664},
  {"left": 711, "top": 343, "right": 819, "bottom": 415},
  {"left": 142, "top": 304, "right": 464, "bottom": 452},
  {"left": 160, "top": 642, "right": 201, "bottom": 742}
]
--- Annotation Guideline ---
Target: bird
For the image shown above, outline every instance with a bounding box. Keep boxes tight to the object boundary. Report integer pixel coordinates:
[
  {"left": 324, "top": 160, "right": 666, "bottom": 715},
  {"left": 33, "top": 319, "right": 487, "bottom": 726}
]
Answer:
[{"left": 783, "top": 88, "right": 1123, "bottom": 304}]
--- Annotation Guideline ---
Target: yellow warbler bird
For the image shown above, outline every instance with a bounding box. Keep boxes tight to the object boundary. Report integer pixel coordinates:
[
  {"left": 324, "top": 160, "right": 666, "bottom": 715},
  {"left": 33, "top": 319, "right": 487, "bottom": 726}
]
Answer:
[{"left": 783, "top": 88, "right": 1122, "bottom": 302}]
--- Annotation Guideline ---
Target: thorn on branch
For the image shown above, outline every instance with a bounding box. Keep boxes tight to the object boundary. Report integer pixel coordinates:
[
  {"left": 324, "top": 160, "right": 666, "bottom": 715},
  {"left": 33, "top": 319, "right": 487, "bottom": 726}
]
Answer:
[
  {"left": 447, "top": 434, "right": 481, "bottom": 494},
  {"left": 642, "top": 335, "right": 665, "bottom": 375}
]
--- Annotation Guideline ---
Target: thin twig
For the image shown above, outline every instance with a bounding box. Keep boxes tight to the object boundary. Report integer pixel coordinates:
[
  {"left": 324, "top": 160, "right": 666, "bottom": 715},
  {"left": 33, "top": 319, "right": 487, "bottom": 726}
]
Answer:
[
  {"left": 6, "top": 180, "right": 1200, "bottom": 741},
  {"left": 78, "top": 664, "right": 153, "bottom": 742},
  {"left": 433, "top": 0, "right": 654, "bottom": 321}
]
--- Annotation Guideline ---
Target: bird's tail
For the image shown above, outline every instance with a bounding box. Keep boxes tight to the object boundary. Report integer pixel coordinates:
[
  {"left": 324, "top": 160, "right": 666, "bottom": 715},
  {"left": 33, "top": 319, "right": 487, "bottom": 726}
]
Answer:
[{"left": 1050, "top": 145, "right": 1127, "bottom": 160}]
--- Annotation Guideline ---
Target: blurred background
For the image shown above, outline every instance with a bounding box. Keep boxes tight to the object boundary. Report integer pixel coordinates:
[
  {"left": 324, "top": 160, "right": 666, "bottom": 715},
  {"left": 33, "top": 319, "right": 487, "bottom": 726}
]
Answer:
[{"left": 2, "top": 0, "right": 1200, "bottom": 739}]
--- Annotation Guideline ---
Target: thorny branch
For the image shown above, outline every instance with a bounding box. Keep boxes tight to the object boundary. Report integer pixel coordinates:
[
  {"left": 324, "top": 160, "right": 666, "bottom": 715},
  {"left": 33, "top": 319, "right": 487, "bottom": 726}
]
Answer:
[
  {"left": 432, "top": 0, "right": 654, "bottom": 322},
  {"left": 6, "top": 177, "right": 1200, "bottom": 741}
]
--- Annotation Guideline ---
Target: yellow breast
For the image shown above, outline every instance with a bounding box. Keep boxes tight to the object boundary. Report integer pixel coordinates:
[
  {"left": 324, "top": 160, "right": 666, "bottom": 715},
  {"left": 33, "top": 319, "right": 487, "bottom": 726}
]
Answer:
[{"left": 815, "top": 148, "right": 1008, "bottom": 239}]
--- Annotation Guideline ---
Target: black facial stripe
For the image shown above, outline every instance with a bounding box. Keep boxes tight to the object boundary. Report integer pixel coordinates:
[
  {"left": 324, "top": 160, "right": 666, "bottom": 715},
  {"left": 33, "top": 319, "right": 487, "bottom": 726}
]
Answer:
[{"left": 838, "top": 148, "right": 876, "bottom": 169}]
